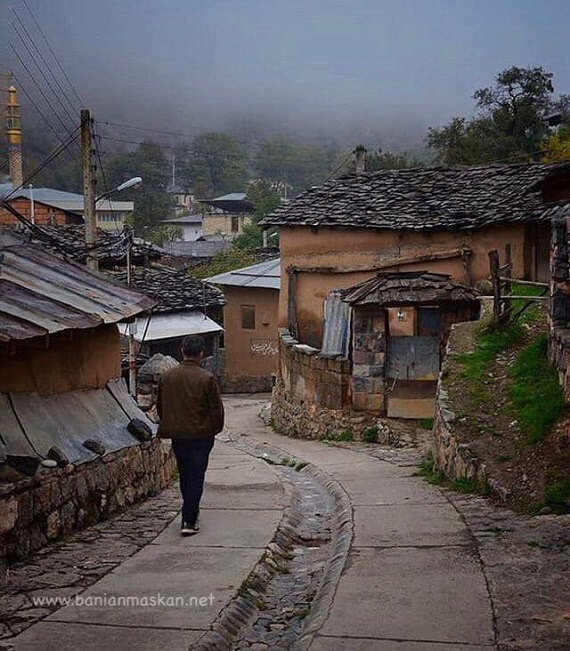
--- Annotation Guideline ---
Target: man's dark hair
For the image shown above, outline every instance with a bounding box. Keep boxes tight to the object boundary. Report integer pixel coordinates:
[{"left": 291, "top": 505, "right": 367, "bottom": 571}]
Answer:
[{"left": 181, "top": 335, "right": 205, "bottom": 358}]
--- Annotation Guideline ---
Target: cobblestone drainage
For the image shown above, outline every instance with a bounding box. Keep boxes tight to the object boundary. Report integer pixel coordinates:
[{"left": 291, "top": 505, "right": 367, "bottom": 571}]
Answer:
[{"left": 194, "top": 436, "right": 353, "bottom": 650}]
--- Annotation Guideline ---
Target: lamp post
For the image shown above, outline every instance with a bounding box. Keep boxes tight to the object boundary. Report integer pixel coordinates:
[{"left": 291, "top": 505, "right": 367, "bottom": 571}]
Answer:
[
  {"left": 85, "top": 176, "right": 143, "bottom": 272},
  {"left": 96, "top": 177, "right": 144, "bottom": 397}
]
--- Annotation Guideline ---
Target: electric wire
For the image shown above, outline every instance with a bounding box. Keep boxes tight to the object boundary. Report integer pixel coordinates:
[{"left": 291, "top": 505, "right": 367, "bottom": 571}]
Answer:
[
  {"left": 11, "top": 9, "right": 79, "bottom": 120},
  {"left": 10, "top": 44, "right": 80, "bottom": 148},
  {"left": 10, "top": 70, "right": 69, "bottom": 150},
  {"left": 22, "top": 0, "right": 84, "bottom": 108},
  {"left": 3, "top": 127, "right": 80, "bottom": 199}
]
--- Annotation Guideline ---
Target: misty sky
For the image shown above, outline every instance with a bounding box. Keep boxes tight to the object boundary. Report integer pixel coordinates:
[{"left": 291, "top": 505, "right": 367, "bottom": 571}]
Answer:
[{"left": 3, "top": 0, "right": 570, "bottom": 148}]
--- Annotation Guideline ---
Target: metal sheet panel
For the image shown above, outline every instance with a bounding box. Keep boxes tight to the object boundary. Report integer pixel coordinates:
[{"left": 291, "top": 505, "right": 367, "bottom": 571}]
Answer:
[
  {"left": 0, "top": 394, "right": 37, "bottom": 458},
  {"left": 321, "top": 291, "right": 351, "bottom": 357},
  {"left": 206, "top": 258, "right": 280, "bottom": 290},
  {"left": 120, "top": 311, "right": 223, "bottom": 342},
  {"left": 386, "top": 336, "right": 440, "bottom": 380},
  {"left": 0, "top": 243, "right": 155, "bottom": 343},
  {"left": 10, "top": 389, "right": 139, "bottom": 464},
  {"left": 107, "top": 379, "right": 157, "bottom": 434}
]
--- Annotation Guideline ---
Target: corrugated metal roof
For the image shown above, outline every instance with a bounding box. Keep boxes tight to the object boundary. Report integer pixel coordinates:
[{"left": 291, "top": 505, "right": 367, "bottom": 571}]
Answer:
[
  {"left": 206, "top": 258, "right": 281, "bottom": 290},
  {"left": 0, "top": 239, "right": 155, "bottom": 342},
  {"left": 119, "top": 310, "right": 223, "bottom": 342},
  {"left": 2, "top": 186, "right": 132, "bottom": 213}
]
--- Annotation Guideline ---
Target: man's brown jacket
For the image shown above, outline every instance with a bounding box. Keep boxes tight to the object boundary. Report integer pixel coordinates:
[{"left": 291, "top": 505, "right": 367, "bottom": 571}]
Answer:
[{"left": 157, "top": 360, "right": 224, "bottom": 439}]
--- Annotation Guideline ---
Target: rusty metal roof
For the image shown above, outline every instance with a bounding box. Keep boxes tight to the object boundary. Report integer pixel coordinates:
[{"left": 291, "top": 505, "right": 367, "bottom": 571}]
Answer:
[{"left": 0, "top": 239, "right": 155, "bottom": 342}]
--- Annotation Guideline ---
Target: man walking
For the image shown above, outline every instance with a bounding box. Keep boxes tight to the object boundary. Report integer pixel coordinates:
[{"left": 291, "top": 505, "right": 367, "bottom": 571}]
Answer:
[{"left": 157, "top": 335, "right": 224, "bottom": 536}]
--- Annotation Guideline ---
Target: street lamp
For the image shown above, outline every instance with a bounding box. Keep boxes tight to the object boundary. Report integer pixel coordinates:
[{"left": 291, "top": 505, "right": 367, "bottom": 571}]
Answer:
[
  {"left": 95, "top": 176, "right": 142, "bottom": 203},
  {"left": 86, "top": 177, "right": 143, "bottom": 271}
]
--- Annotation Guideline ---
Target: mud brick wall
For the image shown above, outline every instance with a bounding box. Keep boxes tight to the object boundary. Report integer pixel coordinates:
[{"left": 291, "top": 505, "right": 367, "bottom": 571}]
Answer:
[
  {"left": 351, "top": 306, "right": 386, "bottom": 412},
  {"left": 0, "top": 437, "right": 175, "bottom": 566}
]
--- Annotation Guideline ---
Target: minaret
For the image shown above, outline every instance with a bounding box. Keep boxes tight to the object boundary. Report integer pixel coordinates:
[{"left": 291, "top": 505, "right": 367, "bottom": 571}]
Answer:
[{"left": 6, "top": 85, "right": 23, "bottom": 189}]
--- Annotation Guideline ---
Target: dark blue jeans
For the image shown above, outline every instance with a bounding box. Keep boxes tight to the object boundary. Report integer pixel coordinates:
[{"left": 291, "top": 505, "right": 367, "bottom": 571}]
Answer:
[{"left": 171, "top": 437, "right": 215, "bottom": 526}]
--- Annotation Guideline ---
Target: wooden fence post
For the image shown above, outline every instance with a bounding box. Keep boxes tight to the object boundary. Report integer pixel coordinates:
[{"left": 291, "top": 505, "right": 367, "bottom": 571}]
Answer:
[{"left": 489, "top": 250, "right": 501, "bottom": 323}]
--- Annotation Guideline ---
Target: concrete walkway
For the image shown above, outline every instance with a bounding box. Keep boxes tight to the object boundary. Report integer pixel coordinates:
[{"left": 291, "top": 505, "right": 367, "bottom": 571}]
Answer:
[
  {"left": 227, "top": 398, "right": 496, "bottom": 650},
  {"left": 12, "top": 440, "right": 285, "bottom": 651},
  {"left": 13, "top": 396, "right": 496, "bottom": 650}
]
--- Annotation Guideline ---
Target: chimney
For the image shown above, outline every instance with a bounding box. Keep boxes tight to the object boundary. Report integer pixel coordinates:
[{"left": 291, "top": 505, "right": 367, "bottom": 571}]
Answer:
[
  {"left": 6, "top": 85, "right": 23, "bottom": 189},
  {"left": 355, "top": 144, "right": 367, "bottom": 175}
]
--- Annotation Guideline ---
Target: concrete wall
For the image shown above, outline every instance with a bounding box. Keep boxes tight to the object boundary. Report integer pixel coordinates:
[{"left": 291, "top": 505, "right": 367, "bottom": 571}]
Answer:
[
  {"left": 0, "top": 436, "right": 174, "bottom": 563},
  {"left": 0, "top": 325, "right": 121, "bottom": 395},
  {"left": 279, "top": 223, "right": 529, "bottom": 347},
  {"left": 202, "top": 213, "right": 251, "bottom": 237},
  {"left": 0, "top": 199, "right": 70, "bottom": 226},
  {"left": 222, "top": 286, "right": 279, "bottom": 392}
]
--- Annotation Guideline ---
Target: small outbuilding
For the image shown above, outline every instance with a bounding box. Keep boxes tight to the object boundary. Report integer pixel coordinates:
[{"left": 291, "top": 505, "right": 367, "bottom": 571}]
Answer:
[{"left": 207, "top": 258, "right": 280, "bottom": 392}]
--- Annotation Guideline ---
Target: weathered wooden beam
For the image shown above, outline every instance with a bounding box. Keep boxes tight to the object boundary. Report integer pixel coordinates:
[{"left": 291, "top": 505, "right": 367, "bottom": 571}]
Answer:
[
  {"left": 498, "top": 277, "right": 549, "bottom": 287},
  {"left": 288, "top": 247, "right": 470, "bottom": 276},
  {"left": 488, "top": 250, "right": 501, "bottom": 322}
]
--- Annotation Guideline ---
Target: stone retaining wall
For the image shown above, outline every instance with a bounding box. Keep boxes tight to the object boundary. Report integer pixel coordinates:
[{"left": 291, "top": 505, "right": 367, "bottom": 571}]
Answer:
[
  {"left": 0, "top": 437, "right": 175, "bottom": 565},
  {"left": 222, "top": 375, "right": 274, "bottom": 394},
  {"left": 549, "top": 327, "right": 570, "bottom": 403},
  {"left": 432, "top": 322, "right": 491, "bottom": 489},
  {"left": 272, "top": 328, "right": 392, "bottom": 439}
]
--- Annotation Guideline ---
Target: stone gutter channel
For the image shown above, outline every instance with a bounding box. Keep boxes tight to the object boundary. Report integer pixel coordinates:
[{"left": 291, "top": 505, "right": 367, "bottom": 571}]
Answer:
[{"left": 195, "top": 433, "right": 353, "bottom": 651}]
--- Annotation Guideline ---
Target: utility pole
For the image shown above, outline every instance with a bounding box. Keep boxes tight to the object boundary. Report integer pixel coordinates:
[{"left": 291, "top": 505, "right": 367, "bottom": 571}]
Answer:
[
  {"left": 125, "top": 227, "right": 138, "bottom": 396},
  {"left": 81, "top": 109, "right": 98, "bottom": 271}
]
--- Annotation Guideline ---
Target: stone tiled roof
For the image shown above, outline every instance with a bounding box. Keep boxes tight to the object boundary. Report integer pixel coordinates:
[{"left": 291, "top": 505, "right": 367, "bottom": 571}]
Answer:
[
  {"left": 107, "top": 266, "right": 225, "bottom": 314},
  {"left": 261, "top": 162, "right": 570, "bottom": 232},
  {"left": 30, "top": 224, "right": 163, "bottom": 267},
  {"left": 343, "top": 271, "right": 479, "bottom": 306}
]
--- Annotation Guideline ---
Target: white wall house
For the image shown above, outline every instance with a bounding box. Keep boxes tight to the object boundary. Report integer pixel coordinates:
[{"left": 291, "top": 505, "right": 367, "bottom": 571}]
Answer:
[{"left": 161, "top": 214, "right": 203, "bottom": 241}]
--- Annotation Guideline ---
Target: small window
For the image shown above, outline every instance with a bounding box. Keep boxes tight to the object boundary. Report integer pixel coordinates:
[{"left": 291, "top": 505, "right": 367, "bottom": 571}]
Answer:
[
  {"left": 231, "top": 215, "right": 239, "bottom": 232},
  {"left": 241, "top": 305, "right": 255, "bottom": 329}
]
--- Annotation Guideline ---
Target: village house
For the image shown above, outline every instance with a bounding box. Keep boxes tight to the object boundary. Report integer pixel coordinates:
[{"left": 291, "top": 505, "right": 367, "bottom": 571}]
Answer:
[
  {"left": 161, "top": 213, "right": 203, "bottom": 242},
  {"left": 22, "top": 224, "right": 225, "bottom": 375},
  {"left": 110, "top": 265, "right": 225, "bottom": 370},
  {"left": 200, "top": 192, "right": 253, "bottom": 239},
  {"left": 206, "top": 258, "right": 280, "bottom": 392},
  {"left": 0, "top": 231, "right": 174, "bottom": 563},
  {"left": 0, "top": 185, "right": 134, "bottom": 231},
  {"left": 261, "top": 162, "right": 570, "bottom": 434}
]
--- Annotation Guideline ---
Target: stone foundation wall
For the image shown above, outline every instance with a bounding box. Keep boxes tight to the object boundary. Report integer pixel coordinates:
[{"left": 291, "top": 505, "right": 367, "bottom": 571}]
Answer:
[
  {"left": 222, "top": 375, "right": 274, "bottom": 394},
  {"left": 278, "top": 328, "right": 350, "bottom": 410},
  {"left": 549, "top": 328, "right": 570, "bottom": 403},
  {"left": 0, "top": 437, "right": 175, "bottom": 565},
  {"left": 549, "top": 216, "right": 570, "bottom": 402},
  {"left": 351, "top": 306, "right": 386, "bottom": 411},
  {"left": 271, "top": 376, "right": 377, "bottom": 440}
]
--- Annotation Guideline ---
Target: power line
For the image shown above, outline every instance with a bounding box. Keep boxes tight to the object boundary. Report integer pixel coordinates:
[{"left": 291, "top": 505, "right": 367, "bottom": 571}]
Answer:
[
  {"left": 10, "top": 31, "right": 78, "bottom": 136},
  {"left": 10, "top": 70, "right": 71, "bottom": 152},
  {"left": 322, "top": 149, "right": 354, "bottom": 183},
  {"left": 22, "top": 0, "right": 83, "bottom": 108},
  {"left": 11, "top": 8, "right": 79, "bottom": 118},
  {"left": 3, "top": 127, "right": 80, "bottom": 199},
  {"left": 10, "top": 44, "right": 79, "bottom": 148}
]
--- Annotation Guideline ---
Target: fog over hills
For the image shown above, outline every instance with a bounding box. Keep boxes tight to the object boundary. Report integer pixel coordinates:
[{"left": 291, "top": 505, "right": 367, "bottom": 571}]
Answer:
[{"left": 1, "top": 0, "right": 569, "bottom": 153}]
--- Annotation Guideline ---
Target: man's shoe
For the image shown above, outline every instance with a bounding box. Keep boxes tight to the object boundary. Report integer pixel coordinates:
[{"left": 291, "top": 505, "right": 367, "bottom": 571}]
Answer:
[{"left": 181, "top": 522, "right": 200, "bottom": 536}]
